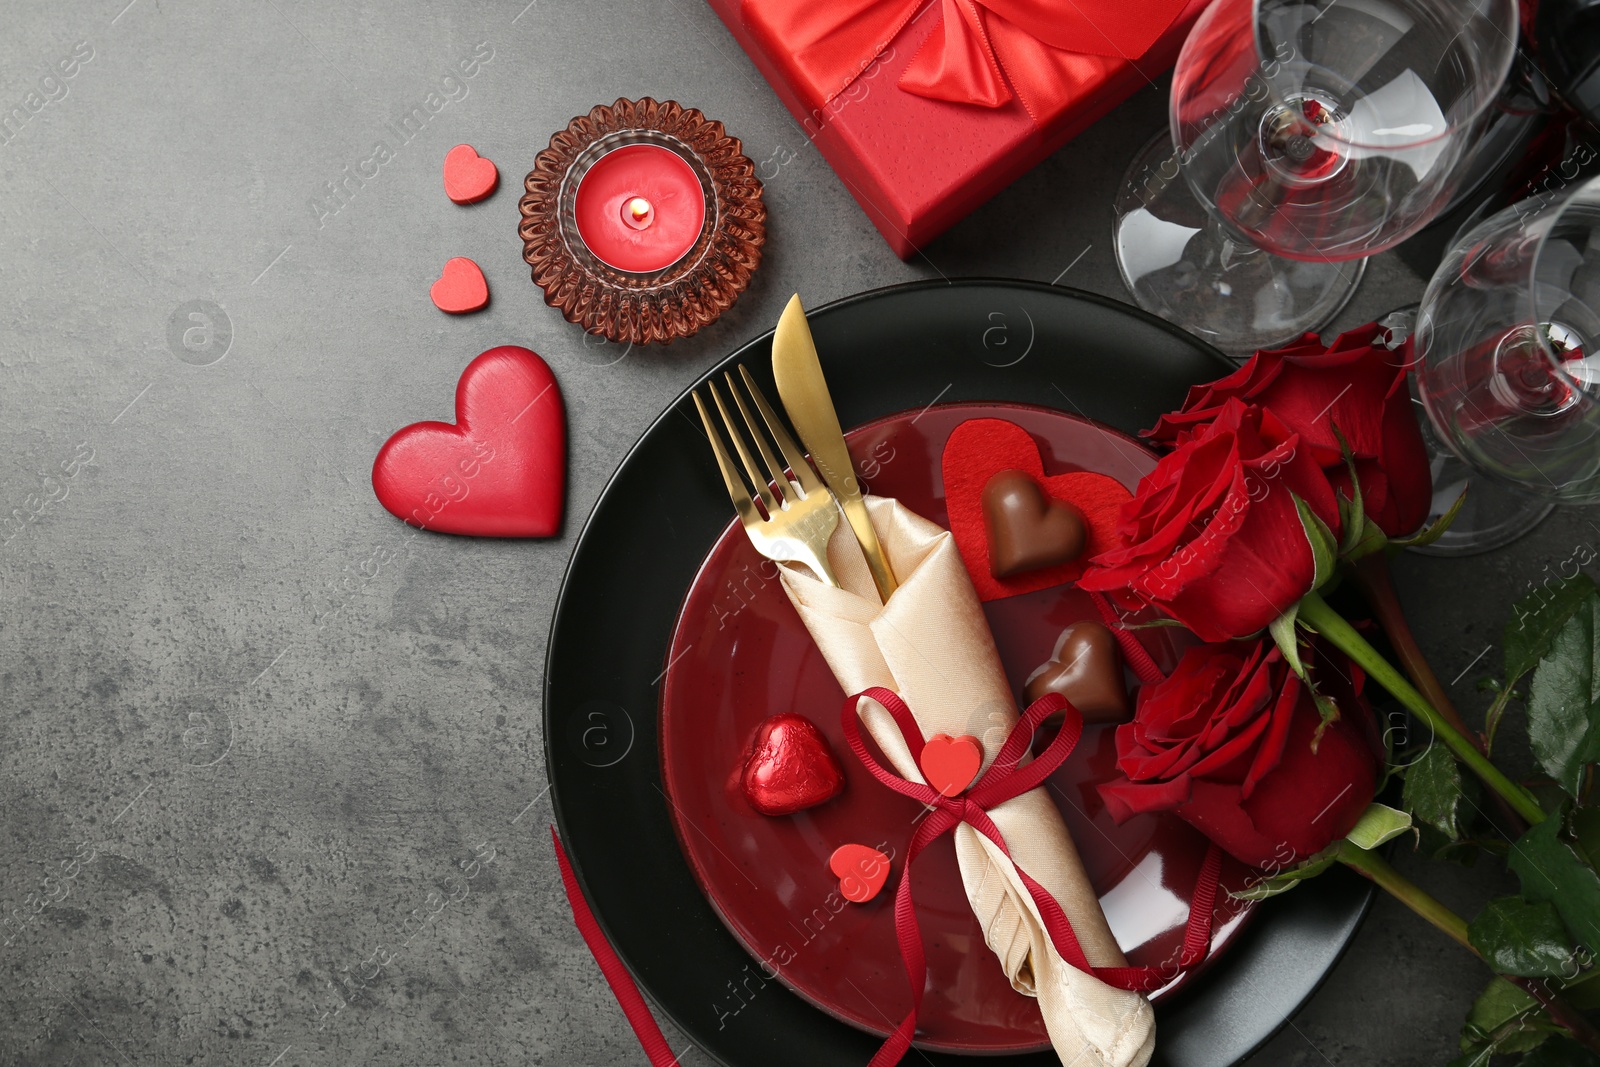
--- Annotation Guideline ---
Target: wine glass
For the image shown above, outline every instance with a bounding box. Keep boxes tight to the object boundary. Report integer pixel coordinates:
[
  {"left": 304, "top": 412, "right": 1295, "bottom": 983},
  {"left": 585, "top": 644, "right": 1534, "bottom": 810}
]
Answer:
[
  {"left": 1411, "top": 174, "right": 1600, "bottom": 552},
  {"left": 1114, "top": 0, "right": 1519, "bottom": 356}
]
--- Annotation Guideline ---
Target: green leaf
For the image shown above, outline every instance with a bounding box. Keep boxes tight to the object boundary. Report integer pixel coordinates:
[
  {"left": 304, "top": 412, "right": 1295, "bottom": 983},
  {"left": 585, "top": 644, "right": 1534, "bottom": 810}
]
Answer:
[
  {"left": 1404, "top": 743, "right": 1466, "bottom": 840},
  {"left": 1467, "top": 897, "right": 1577, "bottom": 977},
  {"left": 1293, "top": 493, "right": 1339, "bottom": 590},
  {"left": 1310, "top": 690, "right": 1341, "bottom": 741},
  {"left": 1394, "top": 486, "right": 1469, "bottom": 547},
  {"left": 1507, "top": 575, "right": 1599, "bottom": 685},
  {"left": 1520, "top": 1036, "right": 1600, "bottom": 1067},
  {"left": 1561, "top": 967, "right": 1600, "bottom": 1013},
  {"left": 1509, "top": 814, "right": 1600, "bottom": 953},
  {"left": 1344, "top": 521, "right": 1389, "bottom": 563},
  {"left": 1527, "top": 594, "right": 1600, "bottom": 798},
  {"left": 1345, "top": 802, "right": 1413, "bottom": 850},
  {"left": 1417, "top": 823, "right": 1484, "bottom": 866},
  {"left": 1269, "top": 607, "right": 1307, "bottom": 679},
  {"left": 1464, "top": 976, "right": 1541, "bottom": 1044},
  {"left": 1227, "top": 848, "right": 1338, "bottom": 901},
  {"left": 1572, "top": 807, "right": 1600, "bottom": 871},
  {"left": 1332, "top": 438, "right": 1391, "bottom": 562},
  {"left": 1332, "top": 428, "right": 1380, "bottom": 561}
]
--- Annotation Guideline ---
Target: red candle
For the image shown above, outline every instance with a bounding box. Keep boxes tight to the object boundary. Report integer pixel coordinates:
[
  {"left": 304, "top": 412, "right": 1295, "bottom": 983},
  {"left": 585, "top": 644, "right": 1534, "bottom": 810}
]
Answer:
[{"left": 574, "top": 144, "right": 706, "bottom": 273}]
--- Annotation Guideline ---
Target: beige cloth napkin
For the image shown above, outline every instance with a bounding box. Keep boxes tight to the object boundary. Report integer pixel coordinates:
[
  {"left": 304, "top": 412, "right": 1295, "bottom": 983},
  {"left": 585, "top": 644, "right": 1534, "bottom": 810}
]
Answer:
[{"left": 778, "top": 496, "right": 1155, "bottom": 1067}]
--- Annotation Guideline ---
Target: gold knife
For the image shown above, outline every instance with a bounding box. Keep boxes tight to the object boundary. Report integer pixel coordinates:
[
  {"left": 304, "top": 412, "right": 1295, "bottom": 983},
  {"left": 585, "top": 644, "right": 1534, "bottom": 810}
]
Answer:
[{"left": 771, "top": 294, "right": 898, "bottom": 602}]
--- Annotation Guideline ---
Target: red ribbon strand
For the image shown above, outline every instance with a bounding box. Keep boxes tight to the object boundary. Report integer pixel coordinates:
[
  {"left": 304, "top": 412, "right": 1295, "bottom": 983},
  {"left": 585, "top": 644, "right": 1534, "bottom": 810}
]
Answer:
[
  {"left": 549, "top": 685, "right": 1220, "bottom": 1067},
  {"left": 840, "top": 686, "right": 1221, "bottom": 1067},
  {"left": 551, "top": 827, "right": 684, "bottom": 1067}
]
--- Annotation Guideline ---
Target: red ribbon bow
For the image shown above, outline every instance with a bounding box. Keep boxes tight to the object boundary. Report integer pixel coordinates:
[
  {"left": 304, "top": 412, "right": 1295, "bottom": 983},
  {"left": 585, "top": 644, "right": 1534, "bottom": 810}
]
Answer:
[
  {"left": 743, "top": 0, "right": 1192, "bottom": 123},
  {"left": 841, "top": 685, "right": 1220, "bottom": 1067}
]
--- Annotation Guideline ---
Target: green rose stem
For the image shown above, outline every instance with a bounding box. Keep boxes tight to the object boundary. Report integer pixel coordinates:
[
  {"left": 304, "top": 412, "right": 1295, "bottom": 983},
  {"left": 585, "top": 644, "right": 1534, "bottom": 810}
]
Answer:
[
  {"left": 1350, "top": 554, "right": 1527, "bottom": 835},
  {"left": 1297, "top": 591, "right": 1546, "bottom": 827},
  {"left": 1338, "top": 841, "right": 1600, "bottom": 1056}
]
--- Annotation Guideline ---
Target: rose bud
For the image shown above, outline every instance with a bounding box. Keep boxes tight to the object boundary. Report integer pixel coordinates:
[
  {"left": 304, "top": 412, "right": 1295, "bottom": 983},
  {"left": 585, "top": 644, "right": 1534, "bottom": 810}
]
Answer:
[
  {"left": 1098, "top": 638, "right": 1381, "bottom": 868},
  {"left": 1079, "top": 400, "right": 1341, "bottom": 642},
  {"left": 1145, "top": 324, "right": 1431, "bottom": 537}
]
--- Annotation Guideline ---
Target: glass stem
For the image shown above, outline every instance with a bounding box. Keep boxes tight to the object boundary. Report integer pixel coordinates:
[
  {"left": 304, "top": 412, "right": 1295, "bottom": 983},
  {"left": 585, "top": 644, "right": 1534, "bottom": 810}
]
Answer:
[{"left": 1297, "top": 590, "right": 1546, "bottom": 826}]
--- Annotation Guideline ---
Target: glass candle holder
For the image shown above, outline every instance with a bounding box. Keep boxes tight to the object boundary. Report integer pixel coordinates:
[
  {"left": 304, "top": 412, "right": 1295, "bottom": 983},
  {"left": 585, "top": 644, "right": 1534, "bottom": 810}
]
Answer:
[{"left": 519, "top": 98, "right": 766, "bottom": 346}]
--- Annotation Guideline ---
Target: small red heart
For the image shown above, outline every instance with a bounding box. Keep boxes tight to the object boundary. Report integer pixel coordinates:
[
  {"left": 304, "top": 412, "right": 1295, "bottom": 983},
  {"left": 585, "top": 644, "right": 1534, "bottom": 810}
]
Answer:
[
  {"left": 920, "top": 734, "right": 983, "bottom": 797},
  {"left": 739, "top": 714, "right": 845, "bottom": 816},
  {"left": 828, "top": 844, "right": 890, "bottom": 904},
  {"left": 372, "top": 346, "right": 565, "bottom": 537},
  {"left": 443, "top": 143, "right": 499, "bottom": 204},
  {"left": 942, "top": 418, "right": 1135, "bottom": 601},
  {"left": 431, "top": 257, "right": 489, "bottom": 314}
]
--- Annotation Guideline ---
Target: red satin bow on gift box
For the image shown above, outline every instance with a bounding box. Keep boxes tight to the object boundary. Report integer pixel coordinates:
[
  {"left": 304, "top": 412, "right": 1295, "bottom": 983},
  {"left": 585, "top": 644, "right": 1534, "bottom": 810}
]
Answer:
[
  {"left": 743, "top": 0, "right": 1192, "bottom": 123},
  {"left": 840, "top": 685, "right": 1221, "bottom": 1067}
]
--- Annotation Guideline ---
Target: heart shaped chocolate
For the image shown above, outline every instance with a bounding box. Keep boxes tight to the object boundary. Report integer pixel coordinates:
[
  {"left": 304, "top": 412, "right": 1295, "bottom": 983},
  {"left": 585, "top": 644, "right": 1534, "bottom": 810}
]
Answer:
[
  {"left": 739, "top": 714, "right": 845, "bottom": 816},
  {"left": 941, "top": 418, "right": 1135, "bottom": 601},
  {"left": 1024, "top": 621, "right": 1130, "bottom": 724},
  {"left": 981, "top": 469, "right": 1087, "bottom": 579},
  {"left": 920, "top": 734, "right": 983, "bottom": 797},
  {"left": 828, "top": 843, "right": 890, "bottom": 903}
]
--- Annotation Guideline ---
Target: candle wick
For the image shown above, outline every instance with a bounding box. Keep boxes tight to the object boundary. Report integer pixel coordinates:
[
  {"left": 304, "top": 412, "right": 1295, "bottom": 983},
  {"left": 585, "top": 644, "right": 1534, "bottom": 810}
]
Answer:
[{"left": 623, "top": 196, "right": 654, "bottom": 230}]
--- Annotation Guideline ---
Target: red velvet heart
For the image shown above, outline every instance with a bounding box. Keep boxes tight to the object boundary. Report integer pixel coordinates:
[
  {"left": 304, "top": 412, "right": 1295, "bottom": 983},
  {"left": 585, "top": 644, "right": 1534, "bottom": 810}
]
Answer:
[
  {"left": 372, "top": 346, "right": 564, "bottom": 537},
  {"left": 443, "top": 143, "right": 499, "bottom": 204},
  {"left": 430, "top": 257, "right": 489, "bottom": 314},
  {"left": 920, "top": 733, "right": 982, "bottom": 797},
  {"left": 739, "top": 713, "right": 845, "bottom": 816},
  {"left": 942, "top": 418, "right": 1134, "bottom": 601},
  {"left": 828, "top": 843, "right": 891, "bottom": 904}
]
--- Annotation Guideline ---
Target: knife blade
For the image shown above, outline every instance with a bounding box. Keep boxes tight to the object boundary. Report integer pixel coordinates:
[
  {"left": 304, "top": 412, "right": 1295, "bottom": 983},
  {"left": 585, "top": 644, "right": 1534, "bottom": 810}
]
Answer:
[{"left": 771, "top": 294, "right": 898, "bottom": 602}]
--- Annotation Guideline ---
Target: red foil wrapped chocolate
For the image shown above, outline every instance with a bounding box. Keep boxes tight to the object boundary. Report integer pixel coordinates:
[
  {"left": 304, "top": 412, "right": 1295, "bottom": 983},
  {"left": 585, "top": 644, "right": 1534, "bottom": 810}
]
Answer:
[{"left": 739, "top": 713, "right": 846, "bottom": 816}]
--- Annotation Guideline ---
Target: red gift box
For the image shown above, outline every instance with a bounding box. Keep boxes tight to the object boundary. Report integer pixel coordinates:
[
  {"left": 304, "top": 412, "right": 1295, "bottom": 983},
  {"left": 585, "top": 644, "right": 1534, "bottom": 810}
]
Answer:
[{"left": 708, "top": 0, "right": 1212, "bottom": 259}]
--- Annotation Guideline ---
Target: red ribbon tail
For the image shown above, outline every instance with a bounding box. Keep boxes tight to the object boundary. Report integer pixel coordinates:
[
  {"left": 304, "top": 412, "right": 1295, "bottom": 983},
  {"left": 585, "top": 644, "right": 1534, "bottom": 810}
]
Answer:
[
  {"left": 551, "top": 827, "right": 685, "bottom": 1067},
  {"left": 1093, "top": 842, "right": 1224, "bottom": 991}
]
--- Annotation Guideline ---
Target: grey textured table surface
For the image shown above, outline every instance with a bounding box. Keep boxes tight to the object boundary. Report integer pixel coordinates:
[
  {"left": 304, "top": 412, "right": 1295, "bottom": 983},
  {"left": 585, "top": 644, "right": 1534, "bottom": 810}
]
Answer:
[{"left": 0, "top": 2, "right": 1586, "bottom": 1065}]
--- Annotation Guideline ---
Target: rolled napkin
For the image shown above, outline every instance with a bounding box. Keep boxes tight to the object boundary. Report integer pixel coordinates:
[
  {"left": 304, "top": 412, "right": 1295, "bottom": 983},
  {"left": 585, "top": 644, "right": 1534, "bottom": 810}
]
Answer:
[{"left": 777, "top": 495, "right": 1156, "bottom": 1067}]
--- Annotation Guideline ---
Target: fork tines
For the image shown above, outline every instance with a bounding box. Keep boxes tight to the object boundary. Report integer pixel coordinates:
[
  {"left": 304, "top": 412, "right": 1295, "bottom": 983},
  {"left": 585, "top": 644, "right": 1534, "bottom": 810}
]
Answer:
[
  {"left": 691, "top": 365, "right": 842, "bottom": 588},
  {"left": 694, "top": 365, "right": 821, "bottom": 517}
]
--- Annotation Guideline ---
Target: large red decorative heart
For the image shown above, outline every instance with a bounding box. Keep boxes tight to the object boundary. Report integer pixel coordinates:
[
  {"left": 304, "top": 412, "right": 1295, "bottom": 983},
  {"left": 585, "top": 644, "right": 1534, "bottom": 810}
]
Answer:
[
  {"left": 942, "top": 418, "right": 1134, "bottom": 601},
  {"left": 372, "top": 346, "right": 565, "bottom": 537},
  {"left": 739, "top": 713, "right": 845, "bottom": 816},
  {"left": 828, "top": 843, "right": 891, "bottom": 904},
  {"left": 919, "top": 734, "right": 983, "bottom": 797},
  {"left": 430, "top": 257, "right": 489, "bottom": 314},
  {"left": 442, "top": 143, "right": 499, "bottom": 204}
]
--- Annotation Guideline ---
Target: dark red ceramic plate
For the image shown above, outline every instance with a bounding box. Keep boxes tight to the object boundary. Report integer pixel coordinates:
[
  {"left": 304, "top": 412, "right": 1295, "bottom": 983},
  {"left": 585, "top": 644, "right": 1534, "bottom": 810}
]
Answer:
[{"left": 660, "top": 401, "right": 1257, "bottom": 1055}]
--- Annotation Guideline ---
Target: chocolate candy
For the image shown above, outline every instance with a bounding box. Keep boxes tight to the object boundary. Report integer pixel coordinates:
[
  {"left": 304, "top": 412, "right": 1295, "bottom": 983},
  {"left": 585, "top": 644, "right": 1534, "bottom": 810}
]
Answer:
[
  {"left": 981, "top": 469, "right": 1088, "bottom": 578},
  {"left": 1024, "top": 621, "right": 1131, "bottom": 724},
  {"left": 740, "top": 713, "right": 845, "bottom": 816}
]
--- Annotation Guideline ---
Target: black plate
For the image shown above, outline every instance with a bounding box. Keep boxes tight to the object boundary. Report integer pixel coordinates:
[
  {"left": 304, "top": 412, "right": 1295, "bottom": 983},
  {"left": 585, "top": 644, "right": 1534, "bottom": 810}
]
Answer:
[{"left": 543, "top": 280, "right": 1372, "bottom": 1067}]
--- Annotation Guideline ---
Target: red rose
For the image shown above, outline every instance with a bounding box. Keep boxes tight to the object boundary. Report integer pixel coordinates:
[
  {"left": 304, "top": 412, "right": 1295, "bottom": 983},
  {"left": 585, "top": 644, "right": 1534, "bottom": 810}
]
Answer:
[
  {"left": 1099, "top": 639, "right": 1380, "bottom": 868},
  {"left": 1079, "top": 400, "right": 1340, "bottom": 642},
  {"left": 1147, "top": 324, "right": 1431, "bottom": 537}
]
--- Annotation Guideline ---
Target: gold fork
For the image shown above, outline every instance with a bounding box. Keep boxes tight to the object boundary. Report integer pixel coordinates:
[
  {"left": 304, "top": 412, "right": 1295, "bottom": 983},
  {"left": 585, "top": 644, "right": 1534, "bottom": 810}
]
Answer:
[{"left": 693, "top": 365, "right": 842, "bottom": 588}]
